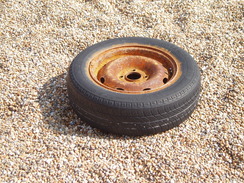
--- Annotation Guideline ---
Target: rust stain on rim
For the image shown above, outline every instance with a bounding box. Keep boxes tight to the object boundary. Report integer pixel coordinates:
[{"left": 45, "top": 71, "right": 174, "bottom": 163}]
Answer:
[{"left": 87, "top": 44, "right": 182, "bottom": 94}]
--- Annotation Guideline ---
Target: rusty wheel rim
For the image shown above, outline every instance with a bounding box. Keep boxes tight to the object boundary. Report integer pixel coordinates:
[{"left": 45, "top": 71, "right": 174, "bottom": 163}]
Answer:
[{"left": 88, "top": 44, "right": 182, "bottom": 94}]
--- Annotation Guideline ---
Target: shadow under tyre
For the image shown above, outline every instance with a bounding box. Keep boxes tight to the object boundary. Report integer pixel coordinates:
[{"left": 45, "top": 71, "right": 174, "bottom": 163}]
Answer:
[{"left": 67, "top": 37, "right": 201, "bottom": 136}]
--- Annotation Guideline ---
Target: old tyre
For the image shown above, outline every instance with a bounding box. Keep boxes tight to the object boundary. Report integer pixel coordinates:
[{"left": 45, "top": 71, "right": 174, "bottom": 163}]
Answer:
[{"left": 67, "top": 37, "right": 201, "bottom": 136}]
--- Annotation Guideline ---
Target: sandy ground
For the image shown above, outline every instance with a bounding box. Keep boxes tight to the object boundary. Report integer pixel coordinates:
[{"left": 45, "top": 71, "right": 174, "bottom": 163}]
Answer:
[{"left": 0, "top": 0, "right": 243, "bottom": 182}]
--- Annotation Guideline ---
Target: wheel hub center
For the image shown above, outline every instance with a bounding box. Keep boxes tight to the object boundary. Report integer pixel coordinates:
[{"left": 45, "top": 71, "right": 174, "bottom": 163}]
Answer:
[{"left": 126, "top": 72, "right": 141, "bottom": 81}]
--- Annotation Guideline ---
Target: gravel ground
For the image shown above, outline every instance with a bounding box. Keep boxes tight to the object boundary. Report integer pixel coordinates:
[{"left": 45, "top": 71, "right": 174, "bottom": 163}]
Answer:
[{"left": 0, "top": 0, "right": 243, "bottom": 182}]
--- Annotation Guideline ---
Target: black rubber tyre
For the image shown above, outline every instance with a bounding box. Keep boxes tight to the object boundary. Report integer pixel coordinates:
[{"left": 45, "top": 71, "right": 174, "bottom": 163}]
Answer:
[{"left": 67, "top": 37, "right": 201, "bottom": 136}]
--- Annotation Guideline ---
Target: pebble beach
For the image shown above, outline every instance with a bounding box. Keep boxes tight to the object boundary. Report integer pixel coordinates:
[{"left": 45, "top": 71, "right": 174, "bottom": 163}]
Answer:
[{"left": 0, "top": 0, "right": 243, "bottom": 182}]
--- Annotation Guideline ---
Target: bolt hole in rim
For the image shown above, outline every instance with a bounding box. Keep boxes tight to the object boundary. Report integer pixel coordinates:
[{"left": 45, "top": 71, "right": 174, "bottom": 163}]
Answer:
[
  {"left": 100, "top": 77, "right": 105, "bottom": 83},
  {"left": 163, "top": 78, "right": 168, "bottom": 84},
  {"left": 143, "top": 88, "right": 151, "bottom": 91},
  {"left": 88, "top": 44, "right": 182, "bottom": 94},
  {"left": 116, "top": 88, "right": 124, "bottom": 91}
]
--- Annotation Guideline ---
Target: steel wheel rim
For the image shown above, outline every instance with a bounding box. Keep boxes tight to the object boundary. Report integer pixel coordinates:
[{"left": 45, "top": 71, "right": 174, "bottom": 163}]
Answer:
[{"left": 88, "top": 44, "right": 182, "bottom": 94}]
